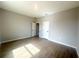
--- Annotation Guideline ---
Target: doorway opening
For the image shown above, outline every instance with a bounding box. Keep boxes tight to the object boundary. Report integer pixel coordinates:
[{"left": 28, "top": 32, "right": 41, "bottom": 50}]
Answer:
[{"left": 36, "top": 23, "right": 39, "bottom": 37}]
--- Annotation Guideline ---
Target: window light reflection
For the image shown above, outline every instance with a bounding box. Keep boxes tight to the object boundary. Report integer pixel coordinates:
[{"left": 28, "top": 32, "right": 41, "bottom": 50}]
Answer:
[{"left": 12, "top": 44, "right": 40, "bottom": 58}]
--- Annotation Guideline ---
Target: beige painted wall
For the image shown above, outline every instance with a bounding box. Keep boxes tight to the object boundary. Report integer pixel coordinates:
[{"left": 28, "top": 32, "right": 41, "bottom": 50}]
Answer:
[
  {"left": 77, "top": 7, "right": 79, "bottom": 56},
  {"left": 1, "top": 9, "right": 34, "bottom": 43},
  {"left": 38, "top": 7, "right": 79, "bottom": 55},
  {"left": 0, "top": 9, "right": 1, "bottom": 44},
  {"left": 49, "top": 8, "right": 78, "bottom": 47}
]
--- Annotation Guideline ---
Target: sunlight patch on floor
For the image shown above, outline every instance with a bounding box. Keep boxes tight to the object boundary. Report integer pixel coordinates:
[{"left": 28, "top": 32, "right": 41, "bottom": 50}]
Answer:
[
  {"left": 25, "top": 44, "right": 40, "bottom": 55},
  {"left": 12, "top": 44, "right": 40, "bottom": 58},
  {"left": 13, "top": 46, "right": 32, "bottom": 58}
]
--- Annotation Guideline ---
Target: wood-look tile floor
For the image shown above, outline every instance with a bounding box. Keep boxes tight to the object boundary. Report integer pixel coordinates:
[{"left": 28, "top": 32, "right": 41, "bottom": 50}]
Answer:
[{"left": 0, "top": 37, "right": 78, "bottom": 58}]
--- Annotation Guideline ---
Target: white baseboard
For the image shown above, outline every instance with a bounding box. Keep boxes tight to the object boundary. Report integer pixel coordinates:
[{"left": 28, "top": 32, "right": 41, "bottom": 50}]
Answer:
[
  {"left": 47, "top": 39, "right": 79, "bottom": 56},
  {"left": 49, "top": 39, "right": 77, "bottom": 49},
  {"left": 1, "top": 36, "right": 32, "bottom": 44},
  {"left": 39, "top": 36, "right": 77, "bottom": 49}
]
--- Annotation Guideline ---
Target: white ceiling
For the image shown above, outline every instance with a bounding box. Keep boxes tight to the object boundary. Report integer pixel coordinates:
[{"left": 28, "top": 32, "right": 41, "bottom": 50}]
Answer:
[{"left": 0, "top": 1, "right": 79, "bottom": 18}]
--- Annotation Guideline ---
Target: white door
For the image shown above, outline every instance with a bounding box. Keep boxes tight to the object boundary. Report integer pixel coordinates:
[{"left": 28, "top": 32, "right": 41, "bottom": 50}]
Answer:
[
  {"left": 32, "top": 23, "right": 36, "bottom": 36},
  {"left": 42, "top": 21, "right": 49, "bottom": 39}
]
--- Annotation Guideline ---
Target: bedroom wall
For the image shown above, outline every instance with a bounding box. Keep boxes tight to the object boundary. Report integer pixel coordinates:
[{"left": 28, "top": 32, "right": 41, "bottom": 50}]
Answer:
[
  {"left": 77, "top": 7, "right": 79, "bottom": 56},
  {"left": 0, "top": 9, "right": 1, "bottom": 44},
  {"left": 1, "top": 8, "right": 34, "bottom": 43},
  {"left": 49, "top": 8, "right": 78, "bottom": 48},
  {"left": 38, "top": 7, "right": 78, "bottom": 52}
]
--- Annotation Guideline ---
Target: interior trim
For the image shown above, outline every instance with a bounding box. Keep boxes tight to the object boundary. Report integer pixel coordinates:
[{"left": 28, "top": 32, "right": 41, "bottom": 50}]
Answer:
[{"left": 1, "top": 36, "right": 34, "bottom": 44}]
